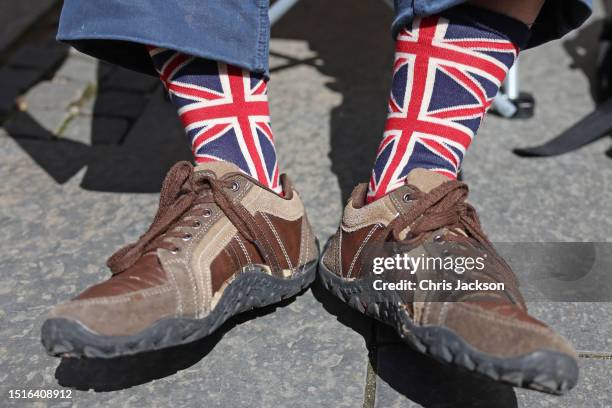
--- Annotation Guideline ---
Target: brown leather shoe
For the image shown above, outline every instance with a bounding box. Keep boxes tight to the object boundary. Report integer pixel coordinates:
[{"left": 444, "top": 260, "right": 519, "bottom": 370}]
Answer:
[
  {"left": 319, "top": 168, "right": 578, "bottom": 394},
  {"left": 42, "top": 161, "right": 318, "bottom": 358}
]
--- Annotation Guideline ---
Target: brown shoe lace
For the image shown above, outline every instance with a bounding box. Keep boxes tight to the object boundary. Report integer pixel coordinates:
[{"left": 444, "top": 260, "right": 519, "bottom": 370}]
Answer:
[
  {"left": 106, "top": 161, "right": 271, "bottom": 275},
  {"left": 378, "top": 180, "right": 524, "bottom": 305}
]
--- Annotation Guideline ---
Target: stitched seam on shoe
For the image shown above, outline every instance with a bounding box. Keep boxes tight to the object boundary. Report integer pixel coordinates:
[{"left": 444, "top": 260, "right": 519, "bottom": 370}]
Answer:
[
  {"left": 389, "top": 192, "right": 403, "bottom": 213},
  {"left": 244, "top": 187, "right": 304, "bottom": 220},
  {"left": 254, "top": 216, "right": 281, "bottom": 268},
  {"left": 234, "top": 179, "right": 251, "bottom": 203},
  {"left": 243, "top": 187, "right": 263, "bottom": 211},
  {"left": 347, "top": 224, "right": 379, "bottom": 278},
  {"left": 165, "top": 260, "right": 183, "bottom": 315},
  {"left": 262, "top": 213, "right": 293, "bottom": 269},
  {"left": 177, "top": 210, "right": 221, "bottom": 317},
  {"left": 338, "top": 227, "right": 343, "bottom": 276},
  {"left": 60, "top": 285, "right": 173, "bottom": 306},
  {"left": 298, "top": 220, "right": 310, "bottom": 277},
  {"left": 186, "top": 257, "right": 200, "bottom": 317},
  {"left": 423, "top": 301, "right": 433, "bottom": 325},
  {"left": 195, "top": 219, "right": 236, "bottom": 315},
  {"left": 386, "top": 193, "right": 402, "bottom": 214},
  {"left": 235, "top": 235, "right": 252, "bottom": 265},
  {"left": 224, "top": 246, "right": 240, "bottom": 272},
  {"left": 229, "top": 238, "right": 243, "bottom": 266},
  {"left": 294, "top": 221, "right": 305, "bottom": 277},
  {"left": 296, "top": 219, "right": 306, "bottom": 273},
  {"left": 439, "top": 302, "right": 450, "bottom": 324}
]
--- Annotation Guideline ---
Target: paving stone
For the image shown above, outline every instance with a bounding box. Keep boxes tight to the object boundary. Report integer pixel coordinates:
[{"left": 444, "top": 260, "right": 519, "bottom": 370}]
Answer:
[
  {"left": 4, "top": 136, "right": 89, "bottom": 184},
  {"left": 7, "top": 43, "right": 68, "bottom": 71},
  {"left": 0, "top": 67, "right": 42, "bottom": 119},
  {"left": 97, "top": 61, "right": 119, "bottom": 83},
  {"left": 77, "top": 93, "right": 97, "bottom": 116},
  {"left": 27, "top": 109, "right": 70, "bottom": 134},
  {"left": 68, "top": 47, "right": 99, "bottom": 63},
  {"left": 91, "top": 117, "right": 130, "bottom": 145},
  {"left": 3, "top": 111, "right": 58, "bottom": 140},
  {"left": 58, "top": 115, "right": 92, "bottom": 144},
  {"left": 0, "top": 67, "right": 43, "bottom": 96},
  {"left": 60, "top": 116, "right": 129, "bottom": 146},
  {"left": 515, "top": 359, "right": 612, "bottom": 408},
  {"left": 0, "top": 93, "right": 19, "bottom": 121},
  {"left": 23, "top": 80, "right": 84, "bottom": 112},
  {"left": 55, "top": 56, "right": 98, "bottom": 85},
  {"left": 92, "top": 91, "right": 149, "bottom": 119},
  {"left": 0, "top": 0, "right": 58, "bottom": 54},
  {"left": 0, "top": 93, "right": 16, "bottom": 120},
  {"left": 99, "top": 66, "right": 160, "bottom": 93}
]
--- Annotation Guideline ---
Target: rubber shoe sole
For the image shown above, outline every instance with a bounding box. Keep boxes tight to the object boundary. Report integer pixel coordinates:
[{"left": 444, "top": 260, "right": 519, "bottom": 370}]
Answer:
[{"left": 42, "top": 260, "right": 317, "bottom": 359}]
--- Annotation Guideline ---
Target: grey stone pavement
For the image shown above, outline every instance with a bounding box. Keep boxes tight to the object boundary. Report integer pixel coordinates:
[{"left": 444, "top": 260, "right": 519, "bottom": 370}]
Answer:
[{"left": 1, "top": 1, "right": 611, "bottom": 407}]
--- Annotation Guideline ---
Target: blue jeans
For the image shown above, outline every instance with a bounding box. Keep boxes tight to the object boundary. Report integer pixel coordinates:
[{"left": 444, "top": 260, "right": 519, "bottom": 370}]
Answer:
[{"left": 57, "top": 0, "right": 592, "bottom": 77}]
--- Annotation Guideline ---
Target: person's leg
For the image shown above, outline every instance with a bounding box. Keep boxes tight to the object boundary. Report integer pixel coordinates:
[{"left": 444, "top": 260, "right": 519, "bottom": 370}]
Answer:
[
  {"left": 56, "top": 0, "right": 282, "bottom": 192},
  {"left": 147, "top": 47, "right": 282, "bottom": 194},
  {"left": 43, "top": 0, "right": 319, "bottom": 358},
  {"left": 470, "top": 0, "right": 545, "bottom": 26},
  {"left": 367, "top": 1, "right": 542, "bottom": 202},
  {"left": 321, "top": 0, "right": 582, "bottom": 395}
]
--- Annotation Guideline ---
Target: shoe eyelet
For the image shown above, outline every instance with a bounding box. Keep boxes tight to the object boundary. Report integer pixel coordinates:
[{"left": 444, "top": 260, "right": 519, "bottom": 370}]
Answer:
[
  {"left": 433, "top": 234, "right": 443, "bottom": 242},
  {"left": 442, "top": 249, "right": 450, "bottom": 258},
  {"left": 402, "top": 193, "right": 411, "bottom": 202},
  {"left": 193, "top": 220, "right": 202, "bottom": 228},
  {"left": 182, "top": 233, "right": 192, "bottom": 241},
  {"left": 170, "top": 247, "right": 180, "bottom": 254},
  {"left": 230, "top": 181, "right": 239, "bottom": 191},
  {"left": 203, "top": 208, "right": 212, "bottom": 217}
]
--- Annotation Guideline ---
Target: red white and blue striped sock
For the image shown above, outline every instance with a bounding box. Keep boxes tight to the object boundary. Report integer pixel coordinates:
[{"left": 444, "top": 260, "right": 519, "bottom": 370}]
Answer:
[
  {"left": 367, "top": 6, "right": 529, "bottom": 202},
  {"left": 148, "top": 47, "right": 282, "bottom": 194}
]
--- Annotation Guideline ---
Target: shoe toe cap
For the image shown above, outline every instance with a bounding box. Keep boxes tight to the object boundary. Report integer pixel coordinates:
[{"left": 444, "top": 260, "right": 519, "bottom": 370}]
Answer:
[
  {"left": 47, "top": 284, "right": 177, "bottom": 337},
  {"left": 426, "top": 301, "right": 578, "bottom": 360}
]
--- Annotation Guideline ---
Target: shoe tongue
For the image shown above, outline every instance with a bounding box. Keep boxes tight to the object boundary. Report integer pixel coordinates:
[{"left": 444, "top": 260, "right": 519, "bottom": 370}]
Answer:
[
  {"left": 193, "top": 161, "right": 243, "bottom": 178},
  {"left": 405, "top": 168, "right": 450, "bottom": 193}
]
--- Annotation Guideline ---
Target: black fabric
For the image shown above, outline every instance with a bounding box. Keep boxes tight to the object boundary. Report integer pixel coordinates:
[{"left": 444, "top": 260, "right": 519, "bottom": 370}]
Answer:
[
  {"left": 441, "top": 4, "right": 531, "bottom": 50},
  {"left": 529, "top": 0, "right": 592, "bottom": 48}
]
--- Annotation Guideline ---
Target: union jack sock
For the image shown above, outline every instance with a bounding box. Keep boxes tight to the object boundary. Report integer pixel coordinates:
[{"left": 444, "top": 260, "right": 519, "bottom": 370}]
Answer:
[
  {"left": 147, "top": 47, "right": 282, "bottom": 194},
  {"left": 367, "top": 6, "right": 529, "bottom": 202}
]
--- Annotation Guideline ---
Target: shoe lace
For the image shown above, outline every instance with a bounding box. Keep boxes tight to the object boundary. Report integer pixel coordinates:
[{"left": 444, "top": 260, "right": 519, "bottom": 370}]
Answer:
[
  {"left": 106, "top": 161, "right": 265, "bottom": 275},
  {"left": 378, "top": 180, "right": 523, "bottom": 305}
]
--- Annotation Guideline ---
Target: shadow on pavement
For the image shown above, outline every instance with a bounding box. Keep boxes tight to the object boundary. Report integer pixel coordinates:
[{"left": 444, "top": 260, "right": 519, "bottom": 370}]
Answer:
[
  {"left": 562, "top": 17, "right": 605, "bottom": 102},
  {"left": 272, "top": 0, "right": 392, "bottom": 203},
  {"left": 5, "top": 44, "right": 191, "bottom": 192},
  {"left": 54, "top": 290, "right": 304, "bottom": 391}
]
